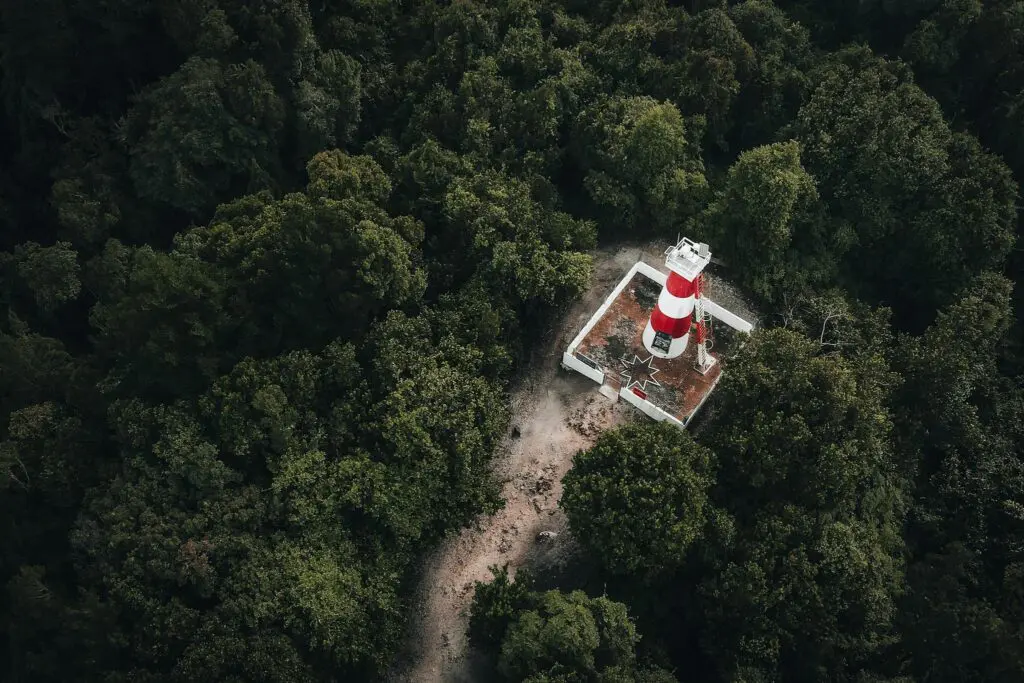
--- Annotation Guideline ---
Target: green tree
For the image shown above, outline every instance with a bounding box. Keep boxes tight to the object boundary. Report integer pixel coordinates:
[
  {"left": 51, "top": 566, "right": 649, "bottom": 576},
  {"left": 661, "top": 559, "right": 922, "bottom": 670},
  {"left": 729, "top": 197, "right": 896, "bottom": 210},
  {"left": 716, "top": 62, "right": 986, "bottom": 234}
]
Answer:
[
  {"left": 126, "top": 57, "right": 286, "bottom": 216},
  {"left": 50, "top": 168, "right": 123, "bottom": 249},
  {"left": 562, "top": 422, "right": 715, "bottom": 578},
  {"left": 664, "top": 8, "right": 754, "bottom": 145},
  {"left": 900, "top": 0, "right": 983, "bottom": 77},
  {"left": 573, "top": 95, "right": 707, "bottom": 235},
  {"left": 0, "top": 328, "right": 79, "bottom": 422},
  {"left": 728, "top": 0, "right": 812, "bottom": 148},
  {"left": 72, "top": 325, "right": 509, "bottom": 680},
  {"left": 0, "top": 402, "right": 86, "bottom": 500},
  {"left": 705, "top": 328, "right": 903, "bottom": 521},
  {"left": 440, "top": 168, "right": 595, "bottom": 316},
  {"left": 173, "top": 151, "right": 426, "bottom": 355},
  {"left": 697, "top": 328, "right": 907, "bottom": 679},
  {"left": 494, "top": 589, "right": 673, "bottom": 683},
  {"left": 87, "top": 244, "right": 233, "bottom": 399},
  {"left": 294, "top": 49, "right": 362, "bottom": 160},
  {"left": 305, "top": 147, "right": 391, "bottom": 203},
  {"left": 8, "top": 241, "right": 80, "bottom": 313},
  {"left": 698, "top": 504, "right": 904, "bottom": 680},
  {"left": 362, "top": 310, "right": 511, "bottom": 538},
  {"left": 470, "top": 565, "right": 537, "bottom": 652},
  {"left": 893, "top": 273, "right": 1024, "bottom": 681},
  {"left": 585, "top": 5, "right": 670, "bottom": 97},
  {"left": 793, "top": 47, "right": 1016, "bottom": 324},
  {"left": 470, "top": 579, "right": 680, "bottom": 682},
  {"left": 4, "top": 565, "right": 116, "bottom": 683},
  {"left": 899, "top": 542, "right": 1024, "bottom": 683},
  {"left": 499, "top": 591, "right": 602, "bottom": 679},
  {"left": 704, "top": 140, "right": 820, "bottom": 301}
]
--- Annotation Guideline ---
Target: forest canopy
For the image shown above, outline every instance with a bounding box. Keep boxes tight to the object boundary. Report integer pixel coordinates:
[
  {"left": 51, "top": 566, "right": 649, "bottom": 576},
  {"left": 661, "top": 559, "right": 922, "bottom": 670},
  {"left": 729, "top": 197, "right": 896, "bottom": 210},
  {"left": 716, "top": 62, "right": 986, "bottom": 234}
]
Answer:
[{"left": 1, "top": 1, "right": 1023, "bottom": 682}]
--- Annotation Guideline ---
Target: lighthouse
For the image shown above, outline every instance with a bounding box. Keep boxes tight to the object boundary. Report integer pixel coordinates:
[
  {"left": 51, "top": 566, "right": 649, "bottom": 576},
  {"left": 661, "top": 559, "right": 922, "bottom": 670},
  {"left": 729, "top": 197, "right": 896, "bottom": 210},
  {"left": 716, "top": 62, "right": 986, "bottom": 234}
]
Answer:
[
  {"left": 642, "top": 238, "right": 712, "bottom": 360},
  {"left": 562, "top": 233, "right": 754, "bottom": 427}
]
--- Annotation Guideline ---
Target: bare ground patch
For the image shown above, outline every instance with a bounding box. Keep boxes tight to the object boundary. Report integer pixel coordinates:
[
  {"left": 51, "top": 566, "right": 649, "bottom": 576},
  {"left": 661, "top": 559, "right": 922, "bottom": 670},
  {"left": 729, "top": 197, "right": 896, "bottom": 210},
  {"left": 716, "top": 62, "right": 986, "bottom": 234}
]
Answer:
[{"left": 388, "top": 243, "right": 666, "bottom": 683}]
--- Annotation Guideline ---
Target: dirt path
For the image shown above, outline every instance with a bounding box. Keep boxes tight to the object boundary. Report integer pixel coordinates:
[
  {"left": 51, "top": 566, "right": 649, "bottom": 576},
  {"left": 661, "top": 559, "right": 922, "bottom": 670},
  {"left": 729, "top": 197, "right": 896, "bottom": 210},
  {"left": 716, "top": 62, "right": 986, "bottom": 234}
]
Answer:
[{"left": 390, "top": 244, "right": 663, "bottom": 683}]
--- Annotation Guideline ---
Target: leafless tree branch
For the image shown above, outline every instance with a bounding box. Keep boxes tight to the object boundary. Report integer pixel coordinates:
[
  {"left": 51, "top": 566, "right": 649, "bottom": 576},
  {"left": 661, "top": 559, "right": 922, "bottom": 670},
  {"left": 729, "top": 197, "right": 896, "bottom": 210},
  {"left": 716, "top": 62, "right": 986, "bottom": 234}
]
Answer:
[
  {"left": 39, "top": 99, "right": 71, "bottom": 138},
  {"left": 6, "top": 456, "right": 30, "bottom": 490}
]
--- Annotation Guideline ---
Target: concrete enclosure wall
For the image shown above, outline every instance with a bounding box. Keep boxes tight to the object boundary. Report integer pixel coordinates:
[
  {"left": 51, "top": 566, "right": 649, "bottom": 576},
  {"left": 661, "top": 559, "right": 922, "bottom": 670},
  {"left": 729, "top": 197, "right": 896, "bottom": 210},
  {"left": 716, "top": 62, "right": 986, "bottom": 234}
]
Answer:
[
  {"left": 635, "top": 261, "right": 666, "bottom": 286},
  {"left": 618, "top": 386, "right": 685, "bottom": 427},
  {"left": 702, "top": 299, "right": 754, "bottom": 333},
  {"left": 567, "top": 262, "right": 644, "bottom": 354},
  {"left": 562, "top": 352, "right": 605, "bottom": 384}
]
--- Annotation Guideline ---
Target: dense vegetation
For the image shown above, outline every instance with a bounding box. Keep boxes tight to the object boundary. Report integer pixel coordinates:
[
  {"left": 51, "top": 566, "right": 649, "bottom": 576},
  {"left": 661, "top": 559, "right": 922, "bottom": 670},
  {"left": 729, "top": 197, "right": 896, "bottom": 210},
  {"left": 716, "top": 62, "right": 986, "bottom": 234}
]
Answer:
[{"left": 1, "top": 1, "right": 1021, "bottom": 681}]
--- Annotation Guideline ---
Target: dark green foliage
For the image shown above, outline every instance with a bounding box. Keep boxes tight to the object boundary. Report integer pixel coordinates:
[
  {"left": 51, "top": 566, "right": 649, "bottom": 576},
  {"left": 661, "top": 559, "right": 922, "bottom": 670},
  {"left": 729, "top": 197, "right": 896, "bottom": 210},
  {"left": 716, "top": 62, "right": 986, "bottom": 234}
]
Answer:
[
  {"left": 891, "top": 273, "right": 1024, "bottom": 681},
  {"left": 68, "top": 329, "right": 508, "bottom": 680},
  {"left": 697, "top": 505, "right": 903, "bottom": 680},
  {"left": 562, "top": 423, "right": 715, "bottom": 578},
  {"left": 1, "top": 1, "right": 1024, "bottom": 682},
  {"left": 573, "top": 95, "right": 707, "bottom": 235},
  {"left": 561, "top": 328, "right": 910, "bottom": 681},
  {"left": 441, "top": 168, "right": 595, "bottom": 310},
  {"left": 126, "top": 57, "right": 287, "bottom": 216},
  {"left": 175, "top": 151, "right": 427, "bottom": 356},
  {"left": 793, "top": 46, "right": 1016, "bottom": 326},
  {"left": 698, "top": 332, "right": 906, "bottom": 676},
  {"left": 703, "top": 140, "right": 820, "bottom": 300},
  {"left": 7, "top": 241, "right": 80, "bottom": 313},
  {"left": 727, "top": 1, "right": 812, "bottom": 149},
  {"left": 294, "top": 50, "right": 362, "bottom": 160},
  {"left": 665, "top": 8, "right": 753, "bottom": 145},
  {"left": 470, "top": 565, "right": 537, "bottom": 652},
  {"left": 704, "top": 328, "right": 902, "bottom": 522},
  {"left": 88, "top": 245, "right": 235, "bottom": 399},
  {"left": 469, "top": 578, "right": 678, "bottom": 683}
]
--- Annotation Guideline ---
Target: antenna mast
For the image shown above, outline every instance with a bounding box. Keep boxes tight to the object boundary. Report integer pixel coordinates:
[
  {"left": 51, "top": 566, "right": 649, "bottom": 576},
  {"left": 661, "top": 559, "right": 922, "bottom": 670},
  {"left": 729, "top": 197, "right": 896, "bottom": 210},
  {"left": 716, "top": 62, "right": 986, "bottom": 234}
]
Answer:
[{"left": 693, "top": 242, "right": 717, "bottom": 375}]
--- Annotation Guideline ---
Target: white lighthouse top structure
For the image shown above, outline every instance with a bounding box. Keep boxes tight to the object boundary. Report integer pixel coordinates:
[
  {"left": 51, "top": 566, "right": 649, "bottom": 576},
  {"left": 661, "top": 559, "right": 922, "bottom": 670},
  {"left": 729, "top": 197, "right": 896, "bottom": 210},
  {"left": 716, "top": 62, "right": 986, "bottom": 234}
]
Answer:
[{"left": 665, "top": 237, "right": 712, "bottom": 280}]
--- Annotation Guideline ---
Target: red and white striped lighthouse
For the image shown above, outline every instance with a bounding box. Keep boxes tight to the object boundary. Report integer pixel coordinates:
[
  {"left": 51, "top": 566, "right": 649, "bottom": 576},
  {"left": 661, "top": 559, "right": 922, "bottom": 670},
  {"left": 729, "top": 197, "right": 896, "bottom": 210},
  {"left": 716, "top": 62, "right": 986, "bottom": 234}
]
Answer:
[{"left": 642, "top": 238, "right": 712, "bottom": 359}]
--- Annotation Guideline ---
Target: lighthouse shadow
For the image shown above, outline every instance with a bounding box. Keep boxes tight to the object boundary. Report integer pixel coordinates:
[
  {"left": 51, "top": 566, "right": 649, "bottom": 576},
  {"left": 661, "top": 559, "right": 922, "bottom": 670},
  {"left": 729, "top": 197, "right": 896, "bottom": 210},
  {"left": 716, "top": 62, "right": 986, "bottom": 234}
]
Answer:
[{"left": 633, "top": 277, "right": 662, "bottom": 311}]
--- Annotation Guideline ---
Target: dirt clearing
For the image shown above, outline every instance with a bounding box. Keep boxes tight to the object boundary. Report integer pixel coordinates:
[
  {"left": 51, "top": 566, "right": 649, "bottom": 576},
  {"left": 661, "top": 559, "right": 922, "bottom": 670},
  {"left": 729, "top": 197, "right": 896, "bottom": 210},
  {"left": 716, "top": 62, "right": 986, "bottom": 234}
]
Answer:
[{"left": 388, "top": 243, "right": 673, "bottom": 683}]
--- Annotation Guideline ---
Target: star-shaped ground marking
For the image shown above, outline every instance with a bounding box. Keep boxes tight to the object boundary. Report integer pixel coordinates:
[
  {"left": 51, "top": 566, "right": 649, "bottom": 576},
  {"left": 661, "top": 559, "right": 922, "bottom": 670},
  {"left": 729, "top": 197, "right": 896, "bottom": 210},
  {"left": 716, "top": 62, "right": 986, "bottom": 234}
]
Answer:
[{"left": 620, "top": 354, "right": 661, "bottom": 392}]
